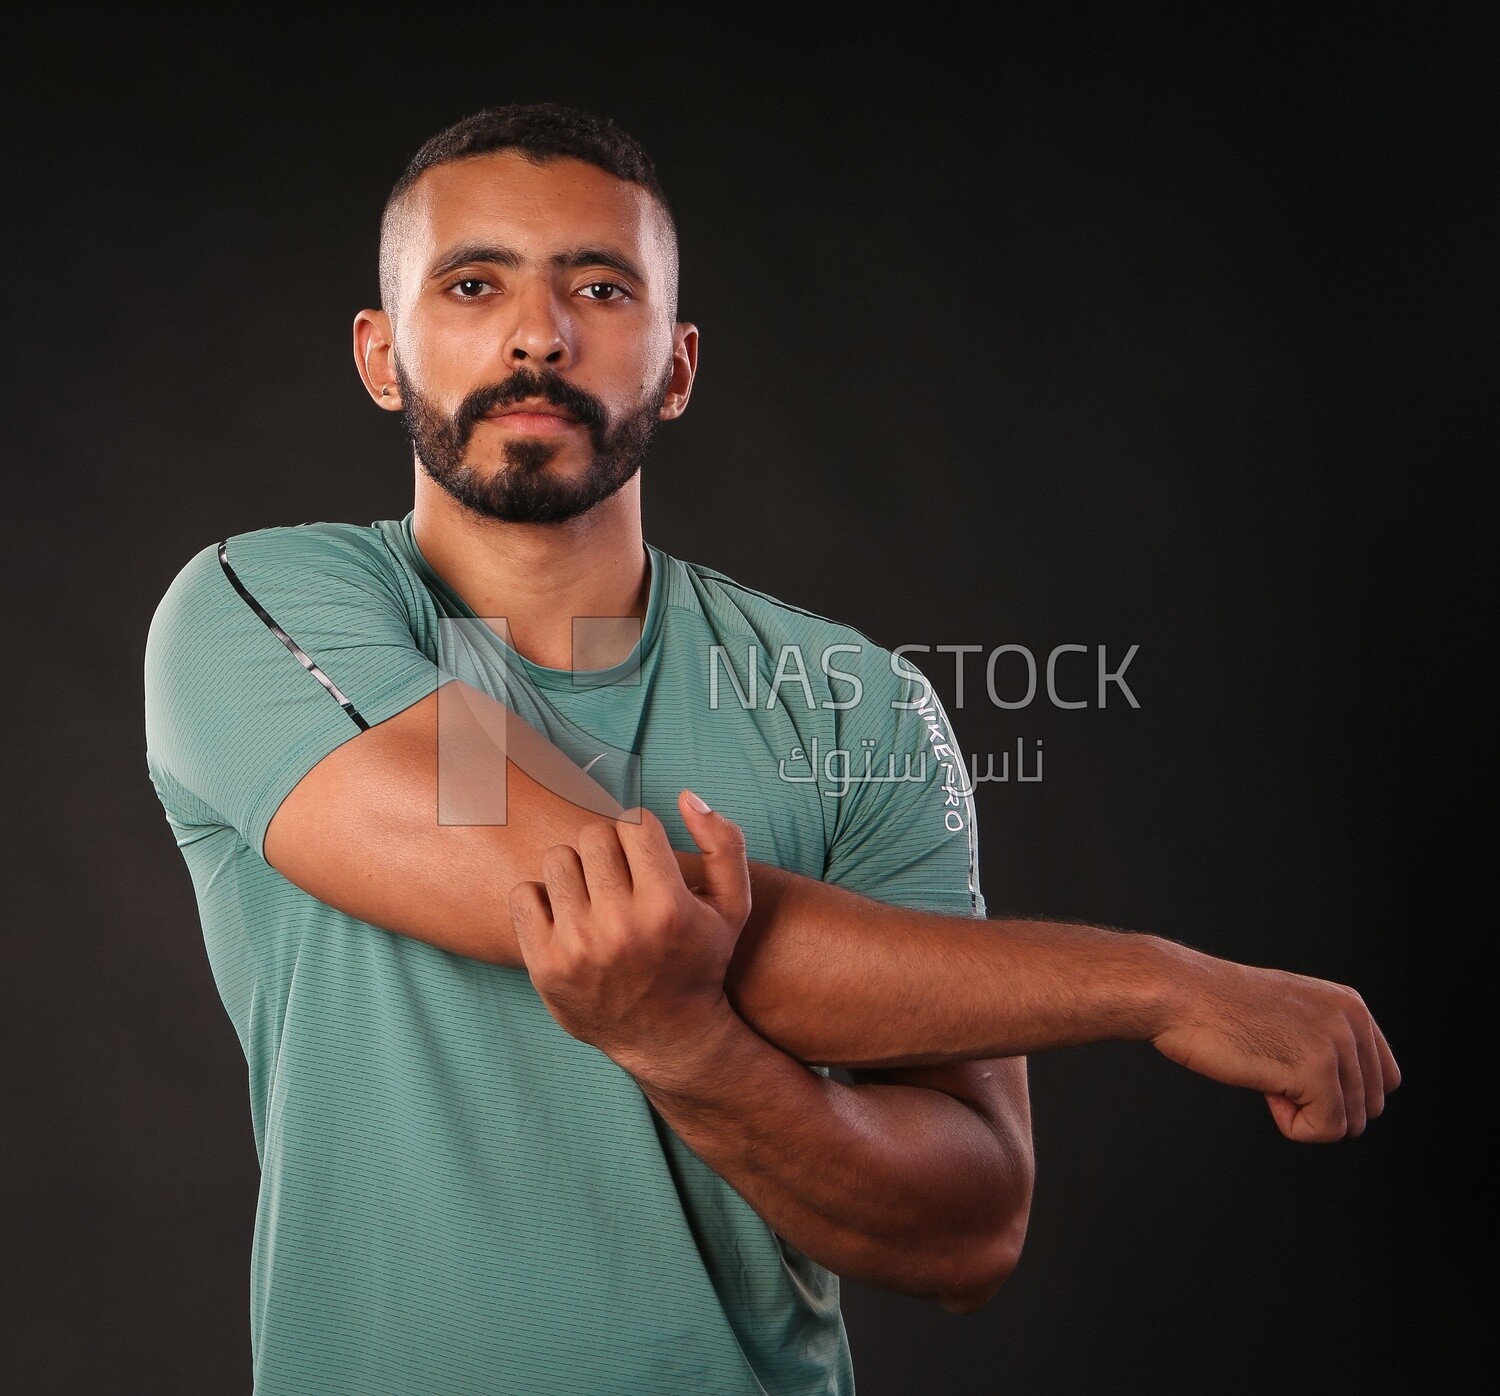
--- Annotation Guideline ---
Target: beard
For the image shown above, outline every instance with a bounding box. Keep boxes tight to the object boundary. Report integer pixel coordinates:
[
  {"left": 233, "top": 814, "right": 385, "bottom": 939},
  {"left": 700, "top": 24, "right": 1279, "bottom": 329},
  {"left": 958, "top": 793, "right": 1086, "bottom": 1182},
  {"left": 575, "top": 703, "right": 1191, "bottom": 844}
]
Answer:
[{"left": 396, "top": 360, "right": 671, "bottom": 525}]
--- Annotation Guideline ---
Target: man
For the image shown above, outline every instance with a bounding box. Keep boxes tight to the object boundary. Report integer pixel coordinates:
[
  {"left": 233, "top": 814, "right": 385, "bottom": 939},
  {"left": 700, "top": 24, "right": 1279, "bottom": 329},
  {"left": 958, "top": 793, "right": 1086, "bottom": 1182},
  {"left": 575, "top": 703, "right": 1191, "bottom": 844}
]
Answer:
[{"left": 144, "top": 104, "right": 1397, "bottom": 1395}]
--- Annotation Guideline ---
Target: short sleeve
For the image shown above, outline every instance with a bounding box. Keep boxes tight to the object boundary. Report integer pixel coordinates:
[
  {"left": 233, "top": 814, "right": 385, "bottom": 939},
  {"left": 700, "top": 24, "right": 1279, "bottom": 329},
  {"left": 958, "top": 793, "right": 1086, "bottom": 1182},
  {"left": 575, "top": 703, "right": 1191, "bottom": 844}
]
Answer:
[
  {"left": 144, "top": 525, "right": 442, "bottom": 856},
  {"left": 820, "top": 651, "right": 985, "bottom": 920}
]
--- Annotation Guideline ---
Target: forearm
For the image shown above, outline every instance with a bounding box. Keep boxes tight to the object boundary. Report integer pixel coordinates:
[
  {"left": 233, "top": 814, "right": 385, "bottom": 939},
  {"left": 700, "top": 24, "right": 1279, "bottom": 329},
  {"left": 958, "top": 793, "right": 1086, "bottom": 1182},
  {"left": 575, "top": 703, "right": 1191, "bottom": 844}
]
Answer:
[
  {"left": 624, "top": 1007, "right": 1032, "bottom": 1310},
  {"left": 726, "top": 862, "right": 1182, "bottom": 1069}
]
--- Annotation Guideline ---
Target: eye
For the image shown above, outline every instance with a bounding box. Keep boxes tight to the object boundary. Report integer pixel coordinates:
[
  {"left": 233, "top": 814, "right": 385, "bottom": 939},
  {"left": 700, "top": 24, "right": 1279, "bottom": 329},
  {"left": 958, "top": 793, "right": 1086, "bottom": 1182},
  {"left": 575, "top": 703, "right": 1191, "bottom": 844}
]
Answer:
[
  {"left": 578, "top": 281, "right": 630, "bottom": 302},
  {"left": 450, "top": 277, "right": 494, "bottom": 298}
]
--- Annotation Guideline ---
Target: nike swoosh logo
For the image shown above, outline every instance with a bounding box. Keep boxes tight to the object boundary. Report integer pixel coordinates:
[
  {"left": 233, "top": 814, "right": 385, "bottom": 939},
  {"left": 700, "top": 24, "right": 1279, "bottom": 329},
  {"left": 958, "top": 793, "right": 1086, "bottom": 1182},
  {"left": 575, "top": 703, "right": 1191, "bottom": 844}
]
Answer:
[{"left": 581, "top": 753, "right": 607, "bottom": 774}]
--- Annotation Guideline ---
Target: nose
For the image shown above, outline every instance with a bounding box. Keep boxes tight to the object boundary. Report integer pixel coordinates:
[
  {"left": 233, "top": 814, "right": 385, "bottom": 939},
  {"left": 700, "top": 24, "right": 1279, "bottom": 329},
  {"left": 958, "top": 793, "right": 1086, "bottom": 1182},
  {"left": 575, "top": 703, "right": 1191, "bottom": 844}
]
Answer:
[{"left": 504, "top": 282, "right": 572, "bottom": 369}]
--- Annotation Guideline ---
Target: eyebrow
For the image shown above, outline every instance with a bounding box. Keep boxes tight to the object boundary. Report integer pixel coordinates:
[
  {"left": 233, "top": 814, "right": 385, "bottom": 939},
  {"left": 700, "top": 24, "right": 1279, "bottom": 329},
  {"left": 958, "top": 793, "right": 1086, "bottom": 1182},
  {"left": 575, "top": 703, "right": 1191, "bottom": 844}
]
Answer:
[{"left": 426, "top": 244, "right": 647, "bottom": 285}]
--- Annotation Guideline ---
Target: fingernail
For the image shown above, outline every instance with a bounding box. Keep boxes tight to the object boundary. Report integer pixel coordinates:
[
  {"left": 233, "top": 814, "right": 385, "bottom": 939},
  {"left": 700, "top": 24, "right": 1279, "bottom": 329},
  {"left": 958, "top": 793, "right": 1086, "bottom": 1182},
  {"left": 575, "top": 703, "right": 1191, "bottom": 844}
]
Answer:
[{"left": 684, "top": 790, "right": 712, "bottom": 814}]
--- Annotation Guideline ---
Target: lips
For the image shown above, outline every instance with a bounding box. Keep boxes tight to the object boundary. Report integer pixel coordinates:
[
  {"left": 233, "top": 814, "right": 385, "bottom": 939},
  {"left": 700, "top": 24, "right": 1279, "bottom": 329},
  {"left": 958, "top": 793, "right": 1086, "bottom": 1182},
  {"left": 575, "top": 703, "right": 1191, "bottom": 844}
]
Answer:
[
  {"left": 485, "top": 399, "right": 577, "bottom": 425},
  {"left": 481, "top": 406, "right": 579, "bottom": 439}
]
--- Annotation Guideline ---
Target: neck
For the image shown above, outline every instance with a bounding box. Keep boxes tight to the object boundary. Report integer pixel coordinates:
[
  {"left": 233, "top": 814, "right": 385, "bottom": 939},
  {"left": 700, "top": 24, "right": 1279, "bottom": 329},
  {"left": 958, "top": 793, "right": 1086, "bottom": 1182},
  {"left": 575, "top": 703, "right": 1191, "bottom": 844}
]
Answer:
[{"left": 411, "top": 467, "right": 649, "bottom": 672}]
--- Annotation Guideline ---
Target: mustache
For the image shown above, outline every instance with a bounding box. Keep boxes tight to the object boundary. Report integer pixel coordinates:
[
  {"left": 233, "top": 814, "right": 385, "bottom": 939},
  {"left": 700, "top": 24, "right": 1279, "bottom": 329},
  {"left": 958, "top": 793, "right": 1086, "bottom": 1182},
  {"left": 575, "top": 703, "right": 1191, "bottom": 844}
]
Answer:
[{"left": 454, "top": 368, "right": 608, "bottom": 439}]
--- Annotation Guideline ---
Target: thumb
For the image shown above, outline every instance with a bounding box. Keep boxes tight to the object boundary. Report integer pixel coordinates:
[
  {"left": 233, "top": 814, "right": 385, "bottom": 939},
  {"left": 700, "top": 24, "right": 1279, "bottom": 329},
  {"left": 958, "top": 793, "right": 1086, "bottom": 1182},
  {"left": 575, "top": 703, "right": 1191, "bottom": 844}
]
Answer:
[
  {"left": 1265, "top": 1092, "right": 1301, "bottom": 1139},
  {"left": 678, "top": 790, "right": 752, "bottom": 929}
]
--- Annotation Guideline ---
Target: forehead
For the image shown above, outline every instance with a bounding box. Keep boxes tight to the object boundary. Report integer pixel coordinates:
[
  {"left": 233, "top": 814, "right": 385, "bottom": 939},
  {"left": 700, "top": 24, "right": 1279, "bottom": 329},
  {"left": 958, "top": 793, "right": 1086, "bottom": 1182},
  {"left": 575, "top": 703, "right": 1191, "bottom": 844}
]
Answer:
[{"left": 400, "top": 151, "right": 670, "bottom": 280}]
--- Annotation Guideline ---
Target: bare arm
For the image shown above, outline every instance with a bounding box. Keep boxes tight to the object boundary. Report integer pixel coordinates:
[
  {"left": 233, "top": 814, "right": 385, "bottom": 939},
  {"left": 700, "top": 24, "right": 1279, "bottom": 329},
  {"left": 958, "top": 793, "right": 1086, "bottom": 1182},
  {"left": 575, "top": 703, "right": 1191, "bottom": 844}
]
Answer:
[
  {"left": 619, "top": 1026, "right": 1031, "bottom": 1312},
  {"left": 507, "top": 798, "right": 1034, "bottom": 1311},
  {"left": 267, "top": 681, "right": 1400, "bottom": 1140}
]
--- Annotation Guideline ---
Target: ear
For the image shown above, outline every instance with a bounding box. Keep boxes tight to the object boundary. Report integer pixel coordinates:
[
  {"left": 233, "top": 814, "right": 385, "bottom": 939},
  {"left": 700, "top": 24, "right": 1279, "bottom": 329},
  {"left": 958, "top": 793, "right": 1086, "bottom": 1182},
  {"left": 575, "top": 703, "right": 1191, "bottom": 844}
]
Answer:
[
  {"left": 353, "top": 309, "right": 403, "bottom": 410},
  {"left": 658, "top": 322, "right": 699, "bottom": 421}
]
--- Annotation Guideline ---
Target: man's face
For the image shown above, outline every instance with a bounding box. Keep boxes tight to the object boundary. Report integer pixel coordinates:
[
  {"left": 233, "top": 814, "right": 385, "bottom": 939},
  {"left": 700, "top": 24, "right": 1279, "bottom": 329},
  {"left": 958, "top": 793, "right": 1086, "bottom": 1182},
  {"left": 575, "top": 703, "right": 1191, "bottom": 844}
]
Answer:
[{"left": 371, "top": 151, "right": 691, "bottom": 524}]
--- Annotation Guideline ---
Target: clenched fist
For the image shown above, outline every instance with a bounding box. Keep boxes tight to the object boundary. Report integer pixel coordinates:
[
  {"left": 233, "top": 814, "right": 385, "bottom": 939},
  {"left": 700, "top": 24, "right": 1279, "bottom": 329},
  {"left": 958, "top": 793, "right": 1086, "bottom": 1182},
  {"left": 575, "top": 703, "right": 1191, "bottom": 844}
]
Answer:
[
  {"left": 508, "top": 790, "right": 753, "bottom": 1085},
  {"left": 1150, "top": 943, "right": 1401, "bottom": 1142}
]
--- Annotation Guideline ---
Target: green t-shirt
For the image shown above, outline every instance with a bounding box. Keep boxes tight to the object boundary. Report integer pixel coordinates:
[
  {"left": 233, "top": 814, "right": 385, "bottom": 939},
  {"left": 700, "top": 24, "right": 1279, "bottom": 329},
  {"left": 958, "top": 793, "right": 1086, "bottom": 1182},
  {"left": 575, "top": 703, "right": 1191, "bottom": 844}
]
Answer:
[{"left": 144, "top": 514, "right": 985, "bottom": 1396}]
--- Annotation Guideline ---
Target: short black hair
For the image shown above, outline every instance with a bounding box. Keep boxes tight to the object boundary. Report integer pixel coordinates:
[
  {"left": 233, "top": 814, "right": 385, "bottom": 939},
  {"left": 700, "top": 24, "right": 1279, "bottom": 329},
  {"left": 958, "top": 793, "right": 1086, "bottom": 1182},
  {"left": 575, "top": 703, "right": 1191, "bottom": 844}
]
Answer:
[
  {"left": 379, "top": 103, "right": 676, "bottom": 313},
  {"left": 389, "top": 103, "right": 668, "bottom": 212}
]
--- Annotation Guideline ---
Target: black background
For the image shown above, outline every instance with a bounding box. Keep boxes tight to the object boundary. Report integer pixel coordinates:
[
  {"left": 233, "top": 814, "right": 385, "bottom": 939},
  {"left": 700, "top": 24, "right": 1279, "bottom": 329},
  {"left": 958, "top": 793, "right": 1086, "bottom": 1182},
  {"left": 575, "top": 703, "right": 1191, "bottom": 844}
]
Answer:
[{"left": 4, "top": 7, "right": 1486, "bottom": 1394}]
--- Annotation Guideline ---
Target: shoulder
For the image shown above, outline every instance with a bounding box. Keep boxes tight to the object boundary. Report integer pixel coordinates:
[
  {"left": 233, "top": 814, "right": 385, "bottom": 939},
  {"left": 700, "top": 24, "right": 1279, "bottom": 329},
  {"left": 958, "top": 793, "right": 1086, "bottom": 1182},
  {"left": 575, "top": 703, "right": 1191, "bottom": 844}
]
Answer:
[
  {"left": 666, "top": 555, "right": 855, "bottom": 635},
  {"left": 152, "top": 521, "right": 409, "bottom": 622},
  {"left": 146, "top": 521, "right": 422, "bottom": 698},
  {"left": 212, "top": 520, "right": 405, "bottom": 591},
  {"left": 661, "top": 552, "right": 931, "bottom": 711}
]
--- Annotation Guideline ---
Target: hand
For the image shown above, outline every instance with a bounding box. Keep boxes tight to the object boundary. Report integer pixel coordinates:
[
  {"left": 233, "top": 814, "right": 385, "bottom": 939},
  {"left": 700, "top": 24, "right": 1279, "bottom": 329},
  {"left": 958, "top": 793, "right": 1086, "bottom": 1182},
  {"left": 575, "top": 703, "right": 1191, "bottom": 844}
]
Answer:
[
  {"left": 508, "top": 791, "right": 753, "bottom": 1085},
  {"left": 1151, "top": 946, "right": 1401, "bottom": 1142}
]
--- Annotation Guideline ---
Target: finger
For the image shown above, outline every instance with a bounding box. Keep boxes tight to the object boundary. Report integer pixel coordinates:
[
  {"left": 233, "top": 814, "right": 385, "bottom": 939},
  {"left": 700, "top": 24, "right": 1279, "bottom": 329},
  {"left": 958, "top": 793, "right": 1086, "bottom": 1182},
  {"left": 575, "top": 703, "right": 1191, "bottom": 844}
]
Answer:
[
  {"left": 540, "top": 844, "right": 591, "bottom": 927},
  {"left": 1337, "top": 1025, "right": 1368, "bottom": 1138},
  {"left": 678, "top": 790, "right": 752, "bottom": 927},
  {"left": 613, "top": 807, "right": 681, "bottom": 898},
  {"left": 1352, "top": 1014, "right": 1386, "bottom": 1125},
  {"left": 1289, "top": 1050, "right": 1348, "bottom": 1143},
  {"left": 576, "top": 819, "right": 634, "bottom": 904},
  {"left": 508, "top": 881, "right": 554, "bottom": 958},
  {"left": 1373, "top": 1019, "right": 1401, "bottom": 1095}
]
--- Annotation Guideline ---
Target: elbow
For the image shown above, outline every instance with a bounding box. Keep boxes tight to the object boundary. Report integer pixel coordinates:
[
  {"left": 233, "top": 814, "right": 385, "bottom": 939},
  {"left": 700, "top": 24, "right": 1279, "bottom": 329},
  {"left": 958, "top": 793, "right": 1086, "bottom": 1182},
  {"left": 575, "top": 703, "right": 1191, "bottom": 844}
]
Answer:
[
  {"left": 934, "top": 1206, "right": 1030, "bottom": 1315},
  {"left": 936, "top": 1237, "right": 1024, "bottom": 1316}
]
